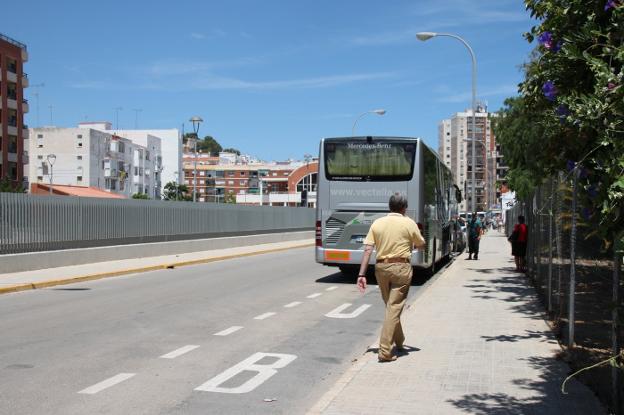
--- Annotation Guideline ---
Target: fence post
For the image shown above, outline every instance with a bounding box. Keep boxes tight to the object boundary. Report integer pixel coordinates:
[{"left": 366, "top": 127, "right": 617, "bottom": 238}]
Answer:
[
  {"left": 556, "top": 172, "right": 564, "bottom": 319},
  {"left": 548, "top": 178, "right": 554, "bottom": 314},
  {"left": 568, "top": 167, "right": 579, "bottom": 348},
  {"left": 613, "top": 239, "right": 621, "bottom": 414}
]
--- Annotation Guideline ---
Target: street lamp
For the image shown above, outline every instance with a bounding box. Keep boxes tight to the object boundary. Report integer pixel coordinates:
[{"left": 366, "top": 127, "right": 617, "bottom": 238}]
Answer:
[
  {"left": 417, "top": 31, "right": 478, "bottom": 212},
  {"left": 352, "top": 109, "right": 386, "bottom": 136},
  {"left": 46, "top": 154, "right": 56, "bottom": 195},
  {"left": 189, "top": 116, "right": 203, "bottom": 202}
]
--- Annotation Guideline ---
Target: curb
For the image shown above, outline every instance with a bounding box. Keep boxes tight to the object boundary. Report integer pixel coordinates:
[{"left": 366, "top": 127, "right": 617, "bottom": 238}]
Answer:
[
  {"left": 307, "top": 251, "right": 464, "bottom": 414},
  {"left": 0, "top": 241, "right": 314, "bottom": 296}
]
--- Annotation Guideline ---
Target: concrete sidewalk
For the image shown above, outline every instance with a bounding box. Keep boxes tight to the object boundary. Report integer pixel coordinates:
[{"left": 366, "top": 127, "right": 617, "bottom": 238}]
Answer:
[
  {"left": 311, "top": 233, "right": 606, "bottom": 414},
  {"left": 0, "top": 239, "right": 313, "bottom": 295}
]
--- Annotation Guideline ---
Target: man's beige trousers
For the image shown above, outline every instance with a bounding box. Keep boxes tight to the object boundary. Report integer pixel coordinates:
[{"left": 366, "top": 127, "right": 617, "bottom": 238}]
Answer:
[{"left": 374, "top": 262, "right": 412, "bottom": 359}]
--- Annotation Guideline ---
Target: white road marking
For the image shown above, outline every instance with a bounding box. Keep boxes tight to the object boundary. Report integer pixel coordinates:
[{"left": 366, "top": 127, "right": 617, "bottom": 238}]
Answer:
[
  {"left": 160, "top": 345, "right": 200, "bottom": 359},
  {"left": 325, "top": 303, "right": 371, "bottom": 319},
  {"left": 284, "top": 301, "right": 302, "bottom": 308},
  {"left": 78, "top": 373, "right": 136, "bottom": 395},
  {"left": 306, "top": 293, "right": 322, "bottom": 299},
  {"left": 195, "top": 352, "right": 297, "bottom": 394},
  {"left": 326, "top": 286, "right": 338, "bottom": 291},
  {"left": 214, "top": 326, "right": 243, "bottom": 336},
  {"left": 253, "top": 312, "right": 276, "bottom": 320}
]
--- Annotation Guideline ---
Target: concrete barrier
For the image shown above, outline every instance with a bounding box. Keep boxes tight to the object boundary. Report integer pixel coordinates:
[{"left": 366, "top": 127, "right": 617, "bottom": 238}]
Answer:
[{"left": 0, "top": 231, "right": 313, "bottom": 273}]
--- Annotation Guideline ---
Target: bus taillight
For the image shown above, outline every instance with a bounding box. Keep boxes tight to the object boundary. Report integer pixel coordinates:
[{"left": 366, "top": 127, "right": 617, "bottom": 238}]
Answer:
[{"left": 315, "top": 220, "right": 322, "bottom": 246}]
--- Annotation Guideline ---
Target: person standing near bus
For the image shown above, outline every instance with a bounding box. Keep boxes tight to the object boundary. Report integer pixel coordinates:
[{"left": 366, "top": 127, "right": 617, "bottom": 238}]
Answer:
[
  {"left": 467, "top": 212, "right": 482, "bottom": 260},
  {"left": 356, "top": 193, "right": 426, "bottom": 362}
]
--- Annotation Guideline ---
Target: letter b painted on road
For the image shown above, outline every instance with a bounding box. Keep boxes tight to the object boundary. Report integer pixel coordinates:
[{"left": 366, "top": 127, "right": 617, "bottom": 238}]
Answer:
[{"left": 195, "top": 352, "right": 297, "bottom": 394}]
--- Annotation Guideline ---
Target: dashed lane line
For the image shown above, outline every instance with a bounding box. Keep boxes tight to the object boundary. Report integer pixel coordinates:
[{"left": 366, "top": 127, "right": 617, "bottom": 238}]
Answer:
[
  {"left": 253, "top": 312, "right": 277, "bottom": 320},
  {"left": 284, "top": 301, "right": 302, "bottom": 308},
  {"left": 78, "top": 373, "right": 136, "bottom": 395},
  {"left": 159, "top": 345, "right": 200, "bottom": 359},
  {"left": 326, "top": 286, "right": 338, "bottom": 291},
  {"left": 214, "top": 326, "right": 244, "bottom": 336},
  {"left": 306, "top": 293, "right": 322, "bottom": 299}
]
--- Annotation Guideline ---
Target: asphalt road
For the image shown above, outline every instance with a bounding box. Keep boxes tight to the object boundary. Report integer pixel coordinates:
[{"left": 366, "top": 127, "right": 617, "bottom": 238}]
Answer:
[{"left": 0, "top": 246, "right": 428, "bottom": 415}]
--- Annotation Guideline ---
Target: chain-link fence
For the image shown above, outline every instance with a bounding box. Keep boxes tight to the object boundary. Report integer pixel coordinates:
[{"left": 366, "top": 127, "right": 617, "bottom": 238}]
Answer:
[{"left": 506, "top": 174, "right": 623, "bottom": 414}]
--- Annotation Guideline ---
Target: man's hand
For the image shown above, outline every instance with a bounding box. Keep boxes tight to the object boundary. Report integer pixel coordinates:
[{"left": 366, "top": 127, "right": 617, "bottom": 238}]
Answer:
[{"left": 357, "top": 276, "right": 367, "bottom": 293}]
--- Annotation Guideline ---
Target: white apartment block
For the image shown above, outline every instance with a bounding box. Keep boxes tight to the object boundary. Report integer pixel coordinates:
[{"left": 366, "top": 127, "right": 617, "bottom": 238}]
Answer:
[
  {"left": 79, "top": 122, "right": 181, "bottom": 193},
  {"left": 29, "top": 127, "right": 162, "bottom": 198},
  {"left": 438, "top": 107, "right": 500, "bottom": 212}
]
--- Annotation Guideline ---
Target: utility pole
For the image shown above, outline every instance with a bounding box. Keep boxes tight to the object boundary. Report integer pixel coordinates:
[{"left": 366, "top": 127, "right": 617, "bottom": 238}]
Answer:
[{"left": 48, "top": 105, "right": 53, "bottom": 125}]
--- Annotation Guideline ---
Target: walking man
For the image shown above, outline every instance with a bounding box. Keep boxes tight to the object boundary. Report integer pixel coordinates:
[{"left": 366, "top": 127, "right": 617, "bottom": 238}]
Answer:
[
  {"left": 357, "top": 193, "right": 426, "bottom": 362},
  {"left": 467, "top": 212, "right": 482, "bottom": 260}
]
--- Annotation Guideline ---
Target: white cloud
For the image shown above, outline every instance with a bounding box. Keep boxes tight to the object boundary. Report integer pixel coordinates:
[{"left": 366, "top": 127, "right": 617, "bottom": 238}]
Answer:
[
  {"left": 190, "top": 33, "right": 206, "bottom": 40},
  {"left": 436, "top": 84, "right": 519, "bottom": 103}
]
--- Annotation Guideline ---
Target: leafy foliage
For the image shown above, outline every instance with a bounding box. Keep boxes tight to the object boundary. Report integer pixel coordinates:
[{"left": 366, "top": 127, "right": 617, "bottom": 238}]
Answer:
[
  {"left": 131, "top": 193, "right": 150, "bottom": 199},
  {"left": 494, "top": 0, "right": 624, "bottom": 240},
  {"left": 0, "top": 178, "right": 25, "bottom": 193},
  {"left": 163, "top": 181, "right": 192, "bottom": 201},
  {"left": 222, "top": 148, "right": 241, "bottom": 155}
]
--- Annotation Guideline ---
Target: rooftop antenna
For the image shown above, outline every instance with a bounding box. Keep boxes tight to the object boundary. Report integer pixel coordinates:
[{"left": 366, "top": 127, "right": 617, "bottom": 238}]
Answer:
[
  {"left": 30, "top": 83, "right": 45, "bottom": 127},
  {"left": 114, "top": 106, "right": 123, "bottom": 130},
  {"left": 133, "top": 108, "right": 142, "bottom": 129}
]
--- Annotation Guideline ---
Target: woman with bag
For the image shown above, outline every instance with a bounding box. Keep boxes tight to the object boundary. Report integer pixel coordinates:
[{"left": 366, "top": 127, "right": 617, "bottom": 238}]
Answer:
[{"left": 509, "top": 215, "right": 528, "bottom": 272}]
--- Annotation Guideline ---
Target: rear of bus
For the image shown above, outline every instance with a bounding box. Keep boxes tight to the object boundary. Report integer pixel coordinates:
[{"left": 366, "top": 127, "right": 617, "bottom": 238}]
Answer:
[{"left": 315, "top": 136, "right": 425, "bottom": 273}]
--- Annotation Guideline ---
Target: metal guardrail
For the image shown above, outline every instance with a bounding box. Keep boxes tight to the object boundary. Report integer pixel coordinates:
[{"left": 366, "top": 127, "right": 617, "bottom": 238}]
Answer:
[{"left": 0, "top": 193, "right": 314, "bottom": 254}]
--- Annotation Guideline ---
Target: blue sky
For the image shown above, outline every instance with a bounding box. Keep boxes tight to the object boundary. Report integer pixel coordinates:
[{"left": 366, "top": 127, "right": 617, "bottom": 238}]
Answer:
[{"left": 8, "top": 0, "right": 535, "bottom": 160}]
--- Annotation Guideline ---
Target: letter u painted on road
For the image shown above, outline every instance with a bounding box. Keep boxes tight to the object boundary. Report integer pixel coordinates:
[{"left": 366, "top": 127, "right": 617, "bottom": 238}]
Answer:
[
  {"left": 195, "top": 352, "right": 297, "bottom": 394},
  {"left": 325, "top": 303, "right": 371, "bottom": 319}
]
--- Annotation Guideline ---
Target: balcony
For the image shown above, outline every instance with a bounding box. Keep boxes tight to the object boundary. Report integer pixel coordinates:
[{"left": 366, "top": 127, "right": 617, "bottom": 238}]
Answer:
[
  {"left": 7, "top": 98, "right": 18, "bottom": 110},
  {"left": 22, "top": 99, "right": 28, "bottom": 113},
  {"left": 6, "top": 71, "right": 17, "bottom": 83},
  {"left": 22, "top": 73, "right": 28, "bottom": 88}
]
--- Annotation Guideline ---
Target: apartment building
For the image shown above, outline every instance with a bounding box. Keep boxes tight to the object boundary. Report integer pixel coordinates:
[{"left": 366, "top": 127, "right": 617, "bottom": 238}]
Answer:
[
  {"left": 79, "top": 122, "right": 180, "bottom": 194},
  {"left": 182, "top": 156, "right": 318, "bottom": 207},
  {"left": 29, "top": 127, "right": 162, "bottom": 198},
  {"left": 438, "top": 106, "right": 502, "bottom": 212},
  {"left": 0, "top": 33, "right": 28, "bottom": 189}
]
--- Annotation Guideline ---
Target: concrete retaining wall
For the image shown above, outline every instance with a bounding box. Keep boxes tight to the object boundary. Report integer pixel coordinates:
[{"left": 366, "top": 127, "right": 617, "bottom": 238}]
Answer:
[{"left": 0, "top": 231, "right": 313, "bottom": 273}]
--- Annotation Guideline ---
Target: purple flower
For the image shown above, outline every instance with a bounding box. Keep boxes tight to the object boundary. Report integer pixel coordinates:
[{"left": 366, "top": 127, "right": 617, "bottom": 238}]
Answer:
[
  {"left": 566, "top": 160, "right": 576, "bottom": 172},
  {"left": 551, "top": 41, "right": 562, "bottom": 52},
  {"left": 542, "top": 81, "right": 557, "bottom": 101},
  {"left": 608, "top": 82, "right": 617, "bottom": 90},
  {"left": 605, "top": 0, "right": 618, "bottom": 11},
  {"left": 538, "top": 32, "right": 553, "bottom": 48}
]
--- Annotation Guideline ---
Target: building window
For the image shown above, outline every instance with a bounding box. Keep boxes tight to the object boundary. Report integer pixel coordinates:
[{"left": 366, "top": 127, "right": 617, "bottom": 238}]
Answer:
[
  {"left": 240, "top": 171, "right": 245, "bottom": 176},
  {"left": 77, "top": 176, "right": 83, "bottom": 182},
  {"left": 77, "top": 134, "right": 83, "bottom": 139},
  {"left": 228, "top": 180, "right": 234, "bottom": 185},
  {"left": 77, "top": 142, "right": 83, "bottom": 148},
  {"left": 37, "top": 155, "right": 43, "bottom": 160},
  {"left": 37, "top": 176, "right": 43, "bottom": 181},
  {"left": 77, "top": 155, "right": 82, "bottom": 160}
]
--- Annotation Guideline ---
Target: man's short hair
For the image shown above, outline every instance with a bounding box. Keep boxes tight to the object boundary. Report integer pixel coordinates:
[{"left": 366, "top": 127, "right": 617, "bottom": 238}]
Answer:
[{"left": 389, "top": 193, "right": 408, "bottom": 213}]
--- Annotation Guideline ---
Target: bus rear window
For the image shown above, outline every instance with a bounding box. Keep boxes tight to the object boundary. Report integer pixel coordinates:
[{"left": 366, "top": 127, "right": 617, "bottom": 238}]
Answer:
[{"left": 324, "top": 141, "right": 415, "bottom": 181}]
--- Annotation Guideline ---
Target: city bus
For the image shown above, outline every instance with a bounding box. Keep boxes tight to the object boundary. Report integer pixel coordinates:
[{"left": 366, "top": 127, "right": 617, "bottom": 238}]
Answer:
[{"left": 315, "top": 136, "right": 461, "bottom": 276}]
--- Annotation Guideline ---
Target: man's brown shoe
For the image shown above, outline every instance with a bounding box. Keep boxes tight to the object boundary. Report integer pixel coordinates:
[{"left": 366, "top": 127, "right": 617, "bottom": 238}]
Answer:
[{"left": 378, "top": 355, "right": 397, "bottom": 362}]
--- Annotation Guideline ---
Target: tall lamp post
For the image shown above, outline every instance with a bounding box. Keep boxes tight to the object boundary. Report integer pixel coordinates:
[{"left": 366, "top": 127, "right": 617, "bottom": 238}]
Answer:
[
  {"left": 352, "top": 109, "right": 386, "bottom": 136},
  {"left": 46, "top": 154, "right": 56, "bottom": 195},
  {"left": 189, "top": 116, "right": 203, "bottom": 202},
  {"left": 417, "top": 32, "right": 477, "bottom": 212}
]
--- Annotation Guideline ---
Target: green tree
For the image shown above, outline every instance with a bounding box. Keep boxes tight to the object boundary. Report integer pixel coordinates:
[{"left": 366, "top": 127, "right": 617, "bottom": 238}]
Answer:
[
  {"left": 132, "top": 193, "right": 150, "bottom": 199},
  {"left": 163, "top": 181, "right": 192, "bottom": 201},
  {"left": 494, "top": 0, "right": 624, "bottom": 240},
  {"left": 224, "top": 192, "right": 237, "bottom": 204},
  {"left": 183, "top": 134, "right": 223, "bottom": 156},
  {"left": 0, "top": 178, "right": 25, "bottom": 193},
  {"left": 222, "top": 148, "right": 241, "bottom": 155}
]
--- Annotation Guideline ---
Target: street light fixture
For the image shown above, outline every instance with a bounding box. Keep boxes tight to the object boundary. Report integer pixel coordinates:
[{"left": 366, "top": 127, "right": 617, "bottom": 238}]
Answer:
[
  {"left": 46, "top": 154, "right": 56, "bottom": 195},
  {"left": 417, "top": 31, "right": 478, "bottom": 212},
  {"left": 189, "top": 116, "right": 203, "bottom": 202},
  {"left": 352, "top": 109, "right": 386, "bottom": 136}
]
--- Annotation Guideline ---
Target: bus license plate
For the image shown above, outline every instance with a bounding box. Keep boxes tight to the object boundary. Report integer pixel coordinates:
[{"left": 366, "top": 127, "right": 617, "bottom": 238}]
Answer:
[{"left": 325, "top": 250, "right": 351, "bottom": 261}]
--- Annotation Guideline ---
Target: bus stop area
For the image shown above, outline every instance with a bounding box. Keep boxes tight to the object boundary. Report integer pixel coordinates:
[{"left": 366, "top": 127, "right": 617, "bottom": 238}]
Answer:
[{"left": 311, "top": 231, "right": 605, "bottom": 414}]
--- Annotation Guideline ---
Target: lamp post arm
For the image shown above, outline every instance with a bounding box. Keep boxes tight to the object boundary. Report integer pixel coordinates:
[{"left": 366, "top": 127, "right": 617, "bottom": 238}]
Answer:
[{"left": 352, "top": 112, "right": 370, "bottom": 136}]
